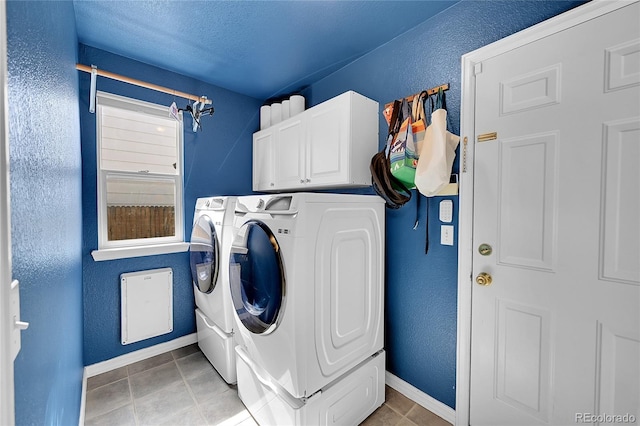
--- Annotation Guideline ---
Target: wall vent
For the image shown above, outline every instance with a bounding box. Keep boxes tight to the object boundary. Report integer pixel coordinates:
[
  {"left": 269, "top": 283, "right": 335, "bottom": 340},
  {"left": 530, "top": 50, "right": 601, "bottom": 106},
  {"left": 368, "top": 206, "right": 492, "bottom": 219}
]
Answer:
[{"left": 120, "top": 267, "right": 173, "bottom": 345}]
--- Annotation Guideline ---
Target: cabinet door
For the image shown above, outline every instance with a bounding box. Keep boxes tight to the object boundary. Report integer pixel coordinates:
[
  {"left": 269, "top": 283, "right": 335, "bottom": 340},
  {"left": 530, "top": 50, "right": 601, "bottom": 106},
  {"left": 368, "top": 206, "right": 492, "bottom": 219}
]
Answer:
[
  {"left": 253, "top": 130, "right": 274, "bottom": 191},
  {"left": 273, "top": 118, "right": 305, "bottom": 189},
  {"left": 306, "top": 96, "right": 349, "bottom": 186}
]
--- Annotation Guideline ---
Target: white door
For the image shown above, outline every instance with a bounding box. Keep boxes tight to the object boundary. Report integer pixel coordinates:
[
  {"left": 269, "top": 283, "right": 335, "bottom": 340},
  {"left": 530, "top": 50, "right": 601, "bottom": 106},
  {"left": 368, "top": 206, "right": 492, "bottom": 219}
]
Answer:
[{"left": 470, "top": 3, "right": 640, "bottom": 425}]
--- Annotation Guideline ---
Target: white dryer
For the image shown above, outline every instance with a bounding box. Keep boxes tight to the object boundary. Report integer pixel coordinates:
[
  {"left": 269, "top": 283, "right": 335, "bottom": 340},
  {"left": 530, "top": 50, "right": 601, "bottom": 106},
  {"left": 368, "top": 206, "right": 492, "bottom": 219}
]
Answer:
[
  {"left": 229, "top": 193, "right": 385, "bottom": 420},
  {"left": 189, "top": 196, "right": 237, "bottom": 384}
]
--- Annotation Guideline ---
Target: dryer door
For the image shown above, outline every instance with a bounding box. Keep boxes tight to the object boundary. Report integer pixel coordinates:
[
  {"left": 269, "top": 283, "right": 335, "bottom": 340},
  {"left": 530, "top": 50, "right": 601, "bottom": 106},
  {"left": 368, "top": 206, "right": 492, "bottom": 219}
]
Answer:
[
  {"left": 229, "top": 220, "right": 285, "bottom": 335},
  {"left": 189, "top": 215, "right": 220, "bottom": 294}
]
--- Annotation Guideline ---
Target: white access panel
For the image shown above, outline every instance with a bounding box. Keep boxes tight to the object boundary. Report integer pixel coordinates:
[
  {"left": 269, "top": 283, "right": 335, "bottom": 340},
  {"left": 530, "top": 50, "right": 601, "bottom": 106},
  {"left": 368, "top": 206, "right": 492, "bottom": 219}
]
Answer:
[{"left": 121, "top": 268, "right": 173, "bottom": 345}]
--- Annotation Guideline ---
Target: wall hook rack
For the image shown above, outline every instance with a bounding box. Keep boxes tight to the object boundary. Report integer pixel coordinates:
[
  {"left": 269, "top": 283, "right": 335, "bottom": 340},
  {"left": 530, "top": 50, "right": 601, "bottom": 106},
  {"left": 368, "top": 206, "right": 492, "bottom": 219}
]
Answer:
[{"left": 383, "top": 83, "right": 449, "bottom": 122}]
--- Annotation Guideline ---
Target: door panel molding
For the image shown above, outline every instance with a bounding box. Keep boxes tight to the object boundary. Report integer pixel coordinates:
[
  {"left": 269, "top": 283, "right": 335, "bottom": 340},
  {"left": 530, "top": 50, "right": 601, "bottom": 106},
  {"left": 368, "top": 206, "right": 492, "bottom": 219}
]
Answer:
[
  {"left": 497, "top": 132, "right": 558, "bottom": 272},
  {"left": 499, "top": 64, "right": 562, "bottom": 116},
  {"left": 599, "top": 117, "right": 640, "bottom": 285},
  {"left": 595, "top": 321, "right": 640, "bottom": 421},
  {"left": 495, "top": 299, "right": 552, "bottom": 422},
  {"left": 604, "top": 39, "right": 640, "bottom": 93}
]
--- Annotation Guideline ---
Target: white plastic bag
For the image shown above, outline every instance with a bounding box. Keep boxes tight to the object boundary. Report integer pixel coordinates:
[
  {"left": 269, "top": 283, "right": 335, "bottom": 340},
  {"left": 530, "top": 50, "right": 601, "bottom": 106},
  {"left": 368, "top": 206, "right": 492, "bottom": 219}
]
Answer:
[{"left": 414, "top": 108, "right": 460, "bottom": 196}]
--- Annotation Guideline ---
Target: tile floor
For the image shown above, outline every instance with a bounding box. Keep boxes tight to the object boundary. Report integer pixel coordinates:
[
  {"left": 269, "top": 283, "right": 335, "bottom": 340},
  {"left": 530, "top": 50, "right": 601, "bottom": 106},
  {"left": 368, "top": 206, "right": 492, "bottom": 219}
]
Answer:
[{"left": 84, "top": 344, "right": 452, "bottom": 426}]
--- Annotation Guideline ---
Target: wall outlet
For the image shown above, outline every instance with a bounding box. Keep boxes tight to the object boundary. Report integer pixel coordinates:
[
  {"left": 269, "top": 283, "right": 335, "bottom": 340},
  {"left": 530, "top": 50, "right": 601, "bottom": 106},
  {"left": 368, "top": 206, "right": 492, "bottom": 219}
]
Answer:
[{"left": 441, "top": 225, "right": 454, "bottom": 246}]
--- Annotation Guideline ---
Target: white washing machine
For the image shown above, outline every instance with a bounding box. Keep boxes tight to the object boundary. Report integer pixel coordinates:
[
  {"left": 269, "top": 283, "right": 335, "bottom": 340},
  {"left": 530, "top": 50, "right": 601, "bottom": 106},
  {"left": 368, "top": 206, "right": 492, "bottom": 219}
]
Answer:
[
  {"left": 189, "top": 196, "right": 237, "bottom": 384},
  {"left": 229, "top": 193, "right": 385, "bottom": 422}
]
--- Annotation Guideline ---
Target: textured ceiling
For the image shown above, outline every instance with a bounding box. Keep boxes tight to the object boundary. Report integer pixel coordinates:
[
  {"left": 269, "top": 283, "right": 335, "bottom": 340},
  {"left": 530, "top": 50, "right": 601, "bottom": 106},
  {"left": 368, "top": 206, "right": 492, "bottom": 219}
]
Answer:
[{"left": 73, "top": 0, "right": 459, "bottom": 100}]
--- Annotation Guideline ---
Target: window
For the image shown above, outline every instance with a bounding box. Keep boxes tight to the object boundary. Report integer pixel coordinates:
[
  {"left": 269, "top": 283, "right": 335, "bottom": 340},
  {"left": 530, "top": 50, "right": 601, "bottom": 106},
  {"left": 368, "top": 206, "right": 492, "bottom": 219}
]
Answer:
[{"left": 93, "top": 92, "right": 186, "bottom": 260}]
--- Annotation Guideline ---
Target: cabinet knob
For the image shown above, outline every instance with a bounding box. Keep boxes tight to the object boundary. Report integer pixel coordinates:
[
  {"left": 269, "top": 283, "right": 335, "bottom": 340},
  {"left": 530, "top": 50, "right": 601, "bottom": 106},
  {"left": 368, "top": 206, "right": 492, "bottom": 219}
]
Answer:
[
  {"left": 270, "top": 182, "right": 274, "bottom": 186},
  {"left": 305, "top": 179, "right": 311, "bottom": 183},
  {"left": 300, "top": 179, "right": 305, "bottom": 184}
]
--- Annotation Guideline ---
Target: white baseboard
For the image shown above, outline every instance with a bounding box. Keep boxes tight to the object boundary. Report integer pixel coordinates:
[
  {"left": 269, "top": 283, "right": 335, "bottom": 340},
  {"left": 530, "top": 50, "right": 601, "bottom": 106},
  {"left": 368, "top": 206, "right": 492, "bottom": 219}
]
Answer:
[
  {"left": 84, "top": 333, "right": 197, "bottom": 377},
  {"left": 78, "top": 368, "right": 87, "bottom": 426},
  {"left": 385, "top": 371, "right": 456, "bottom": 425}
]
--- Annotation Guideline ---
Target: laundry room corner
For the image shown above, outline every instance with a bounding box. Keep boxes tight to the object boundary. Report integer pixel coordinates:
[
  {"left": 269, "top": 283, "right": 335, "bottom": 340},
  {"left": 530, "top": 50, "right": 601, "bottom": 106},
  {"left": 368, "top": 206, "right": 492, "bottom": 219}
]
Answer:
[
  {"left": 4, "top": 1, "right": 606, "bottom": 424},
  {"left": 79, "top": 45, "right": 263, "bottom": 366}
]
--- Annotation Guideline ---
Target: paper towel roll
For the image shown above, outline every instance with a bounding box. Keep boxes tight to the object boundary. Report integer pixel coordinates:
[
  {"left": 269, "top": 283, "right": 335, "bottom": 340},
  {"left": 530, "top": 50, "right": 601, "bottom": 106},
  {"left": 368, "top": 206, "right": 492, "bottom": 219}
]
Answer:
[
  {"left": 282, "top": 100, "right": 290, "bottom": 120},
  {"left": 260, "top": 105, "right": 271, "bottom": 130},
  {"left": 271, "top": 103, "right": 282, "bottom": 124},
  {"left": 289, "top": 95, "right": 305, "bottom": 116}
]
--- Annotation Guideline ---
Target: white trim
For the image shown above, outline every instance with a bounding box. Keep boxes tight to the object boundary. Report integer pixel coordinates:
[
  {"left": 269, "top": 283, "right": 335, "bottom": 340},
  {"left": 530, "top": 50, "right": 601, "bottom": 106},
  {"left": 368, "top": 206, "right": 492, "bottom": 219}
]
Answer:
[
  {"left": 96, "top": 91, "right": 180, "bottom": 117},
  {"left": 91, "top": 241, "right": 189, "bottom": 261},
  {"left": 0, "top": 1, "right": 14, "bottom": 424},
  {"left": 84, "top": 333, "right": 197, "bottom": 377},
  {"left": 78, "top": 369, "right": 87, "bottom": 426},
  {"left": 460, "top": 0, "right": 635, "bottom": 64},
  {"left": 456, "top": 50, "right": 476, "bottom": 426},
  {"left": 385, "top": 372, "right": 456, "bottom": 424},
  {"left": 455, "top": 2, "right": 638, "bottom": 425}
]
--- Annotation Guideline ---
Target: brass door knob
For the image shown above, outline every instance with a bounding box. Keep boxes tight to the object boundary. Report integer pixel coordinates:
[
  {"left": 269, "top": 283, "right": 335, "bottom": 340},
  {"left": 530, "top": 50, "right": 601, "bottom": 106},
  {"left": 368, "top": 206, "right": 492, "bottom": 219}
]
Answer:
[{"left": 476, "top": 272, "right": 493, "bottom": 286}]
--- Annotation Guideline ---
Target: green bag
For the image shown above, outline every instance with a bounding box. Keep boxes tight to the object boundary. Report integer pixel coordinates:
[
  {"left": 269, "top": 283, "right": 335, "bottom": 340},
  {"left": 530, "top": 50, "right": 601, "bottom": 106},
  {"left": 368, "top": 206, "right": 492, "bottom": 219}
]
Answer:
[{"left": 387, "top": 99, "right": 417, "bottom": 188}]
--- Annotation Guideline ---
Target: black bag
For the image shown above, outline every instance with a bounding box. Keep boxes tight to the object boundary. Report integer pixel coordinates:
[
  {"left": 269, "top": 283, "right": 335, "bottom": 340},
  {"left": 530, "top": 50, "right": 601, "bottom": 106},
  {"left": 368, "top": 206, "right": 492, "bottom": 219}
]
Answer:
[
  {"left": 370, "top": 99, "right": 412, "bottom": 209},
  {"left": 370, "top": 151, "right": 412, "bottom": 209}
]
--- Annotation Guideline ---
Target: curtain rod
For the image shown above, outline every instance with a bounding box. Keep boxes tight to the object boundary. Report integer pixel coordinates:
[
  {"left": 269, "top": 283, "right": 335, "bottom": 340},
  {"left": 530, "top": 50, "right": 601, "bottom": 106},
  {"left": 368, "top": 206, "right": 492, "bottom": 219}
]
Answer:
[{"left": 76, "top": 64, "right": 211, "bottom": 105}]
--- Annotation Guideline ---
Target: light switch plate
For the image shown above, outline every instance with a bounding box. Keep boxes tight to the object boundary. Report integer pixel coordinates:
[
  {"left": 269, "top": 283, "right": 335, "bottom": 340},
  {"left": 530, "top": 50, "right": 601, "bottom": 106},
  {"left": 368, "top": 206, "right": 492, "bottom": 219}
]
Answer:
[
  {"left": 439, "top": 200, "right": 453, "bottom": 223},
  {"left": 441, "top": 225, "right": 454, "bottom": 246}
]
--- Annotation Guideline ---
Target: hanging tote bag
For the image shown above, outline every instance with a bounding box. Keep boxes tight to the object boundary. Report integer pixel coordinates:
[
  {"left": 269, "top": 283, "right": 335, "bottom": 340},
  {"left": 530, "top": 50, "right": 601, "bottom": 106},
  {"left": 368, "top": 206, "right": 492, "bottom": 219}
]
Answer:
[
  {"left": 415, "top": 90, "right": 460, "bottom": 196},
  {"left": 411, "top": 91, "right": 430, "bottom": 156},
  {"left": 388, "top": 99, "right": 418, "bottom": 188}
]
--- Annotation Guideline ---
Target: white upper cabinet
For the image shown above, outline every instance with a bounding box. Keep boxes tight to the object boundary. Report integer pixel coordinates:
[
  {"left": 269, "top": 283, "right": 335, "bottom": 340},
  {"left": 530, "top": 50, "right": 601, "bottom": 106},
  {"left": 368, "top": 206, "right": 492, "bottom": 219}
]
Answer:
[
  {"left": 252, "top": 91, "right": 378, "bottom": 192},
  {"left": 252, "top": 129, "right": 275, "bottom": 191},
  {"left": 274, "top": 117, "right": 305, "bottom": 189}
]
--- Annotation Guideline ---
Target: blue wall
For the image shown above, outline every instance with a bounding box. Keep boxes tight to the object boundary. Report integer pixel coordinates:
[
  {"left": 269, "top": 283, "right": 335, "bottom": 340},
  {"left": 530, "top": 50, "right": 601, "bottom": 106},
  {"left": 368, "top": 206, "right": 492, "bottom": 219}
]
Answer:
[
  {"left": 4, "top": 2, "right": 588, "bottom": 423},
  {"left": 80, "top": 45, "right": 262, "bottom": 365},
  {"left": 303, "top": 0, "right": 585, "bottom": 409},
  {"left": 7, "top": 1, "right": 84, "bottom": 424}
]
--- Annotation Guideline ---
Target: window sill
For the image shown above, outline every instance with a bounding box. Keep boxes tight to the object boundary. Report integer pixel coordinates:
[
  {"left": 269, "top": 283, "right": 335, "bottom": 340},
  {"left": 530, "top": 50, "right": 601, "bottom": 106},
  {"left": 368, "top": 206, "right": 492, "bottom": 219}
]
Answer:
[{"left": 91, "top": 242, "right": 190, "bottom": 261}]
